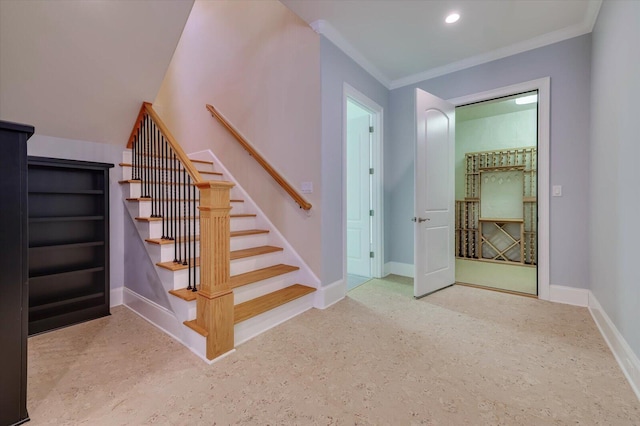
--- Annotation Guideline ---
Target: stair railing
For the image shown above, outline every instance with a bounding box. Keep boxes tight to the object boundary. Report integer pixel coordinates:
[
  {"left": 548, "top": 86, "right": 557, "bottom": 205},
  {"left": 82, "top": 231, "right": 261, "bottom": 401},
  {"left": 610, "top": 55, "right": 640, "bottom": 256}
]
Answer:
[
  {"left": 127, "top": 102, "right": 235, "bottom": 360},
  {"left": 205, "top": 104, "right": 312, "bottom": 211}
]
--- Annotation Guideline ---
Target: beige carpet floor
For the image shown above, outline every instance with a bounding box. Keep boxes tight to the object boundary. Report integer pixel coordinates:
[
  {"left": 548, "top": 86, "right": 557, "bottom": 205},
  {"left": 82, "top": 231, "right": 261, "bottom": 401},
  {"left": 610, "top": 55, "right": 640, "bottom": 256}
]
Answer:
[{"left": 27, "top": 276, "right": 640, "bottom": 425}]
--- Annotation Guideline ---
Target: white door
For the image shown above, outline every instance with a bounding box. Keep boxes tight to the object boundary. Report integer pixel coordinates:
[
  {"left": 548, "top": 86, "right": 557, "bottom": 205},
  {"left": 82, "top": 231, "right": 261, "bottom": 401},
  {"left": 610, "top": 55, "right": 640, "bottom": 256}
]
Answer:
[
  {"left": 346, "top": 108, "right": 372, "bottom": 277},
  {"left": 414, "top": 89, "right": 455, "bottom": 297}
]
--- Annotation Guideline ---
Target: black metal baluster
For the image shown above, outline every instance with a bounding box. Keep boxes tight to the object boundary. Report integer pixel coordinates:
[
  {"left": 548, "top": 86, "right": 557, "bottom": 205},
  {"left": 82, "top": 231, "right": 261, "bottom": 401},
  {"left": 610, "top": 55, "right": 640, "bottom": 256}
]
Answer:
[
  {"left": 186, "top": 173, "right": 192, "bottom": 291},
  {"left": 142, "top": 116, "right": 150, "bottom": 198},
  {"left": 174, "top": 154, "right": 180, "bottom": 263},
  {"left": 192, "top": 183, "right": 198, "bottom": 292},
  {"left": 161, "top": 136, "right": 167, "bottom": 239},
  {"left": 182, "top": 168, "right": 188, "bottom": 266},
  {"left": 132, "top": 132, "right": 138, "bottom": 181}
]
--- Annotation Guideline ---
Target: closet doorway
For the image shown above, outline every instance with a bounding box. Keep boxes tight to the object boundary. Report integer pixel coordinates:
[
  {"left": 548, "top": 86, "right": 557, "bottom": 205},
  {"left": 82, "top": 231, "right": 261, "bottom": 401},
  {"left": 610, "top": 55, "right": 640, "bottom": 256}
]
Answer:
[{"left": 454, "top": 91, "right": 539, "bottom": 295}]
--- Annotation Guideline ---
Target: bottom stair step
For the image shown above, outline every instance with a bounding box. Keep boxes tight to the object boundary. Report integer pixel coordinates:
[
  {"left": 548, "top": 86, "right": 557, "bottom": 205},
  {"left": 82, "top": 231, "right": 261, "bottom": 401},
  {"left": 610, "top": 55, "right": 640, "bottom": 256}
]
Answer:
[
  {"left": 182, "top": 284, "right": 316, "bottom": 338},
  {"left": 234, "top": 284, "right": 315, "bottom": 324}
]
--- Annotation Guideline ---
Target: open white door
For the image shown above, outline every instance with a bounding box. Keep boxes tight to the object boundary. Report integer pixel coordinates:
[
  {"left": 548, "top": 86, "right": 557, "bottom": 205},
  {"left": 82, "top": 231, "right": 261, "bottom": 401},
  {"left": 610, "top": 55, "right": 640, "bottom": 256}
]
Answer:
[
  {"left": 346, "top": 111, "right": 372, "bottom": 277},
  {"left": 414, "top": 89, "right": 455, "bottom": 298}
]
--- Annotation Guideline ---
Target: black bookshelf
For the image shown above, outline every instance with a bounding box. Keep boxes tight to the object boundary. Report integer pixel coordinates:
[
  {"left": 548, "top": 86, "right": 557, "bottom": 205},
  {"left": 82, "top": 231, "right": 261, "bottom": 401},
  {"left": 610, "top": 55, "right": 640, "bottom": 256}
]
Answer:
[
  {"left": 27, "top": 157, "right": 114, "bottom": 336},
  {"left": 0, "top": 120, "right": 33, "bottom": 426}
]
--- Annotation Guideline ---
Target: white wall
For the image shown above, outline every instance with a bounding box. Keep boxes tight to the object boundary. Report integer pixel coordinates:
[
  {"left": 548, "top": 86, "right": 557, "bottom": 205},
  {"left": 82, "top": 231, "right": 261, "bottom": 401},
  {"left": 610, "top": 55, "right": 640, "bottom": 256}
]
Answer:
[
  {"left": 27, "top": 135, "right": 125, "bottom": 292},
  {"left": 589, "top": 0, "right": 640, "bottom": 357},
  {"left": 456, "top": 109, "right": 537, "bottom": 199},
  {"left": 153, "top": 0, "right": 322, "bottom": 277},
  {"left": 320, "top": 37, "right": 390, "bottom": 285}
]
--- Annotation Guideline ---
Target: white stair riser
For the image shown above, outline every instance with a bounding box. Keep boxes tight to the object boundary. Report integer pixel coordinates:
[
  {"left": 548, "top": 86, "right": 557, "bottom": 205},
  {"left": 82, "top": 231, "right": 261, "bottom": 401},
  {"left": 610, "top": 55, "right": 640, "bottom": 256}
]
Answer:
[
  {"left": 148, "top": 242, "right": 201, "bottom": 263},
  {"left": 232, "top": 271, "right": 300, "bottom": 304},
  {"left": 234, "top": 293, "right": 315, "bottom": 346},
  {"left": 230, "top": 216, "right": 256, "bottom": 231},
  {"left": 167, "top": 295, "right": 197, "bottom": 322},
  {"left": 230, "top": 202, "right": 246, "bottom": 215},
  {"left": 157, "top": 266, "right": 201, "bottom": 290},
  {"left": 144, "top": 220, "right": 200, "bottom": 240},
  {"left": 231, "top": 251, "right": 284, "bottom": 275},
  {"left": 183, "top": 325, "right": 207, "bottom": 360},
  {"left": 129, "top": 200, "right": 201, "bottom": 219},
  {"left": 230, "top": 234, "right": 269, "bottom": 251}
]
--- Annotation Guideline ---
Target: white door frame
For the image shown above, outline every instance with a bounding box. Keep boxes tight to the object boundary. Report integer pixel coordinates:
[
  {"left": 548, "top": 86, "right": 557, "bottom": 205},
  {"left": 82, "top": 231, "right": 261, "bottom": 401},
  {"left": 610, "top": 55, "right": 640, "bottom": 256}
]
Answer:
[
  {"left": 343, "top": 83, "right": 384, "bottom": 280},
  {"left": 447, "top": 77, "right": 550, "bottom": 300}
]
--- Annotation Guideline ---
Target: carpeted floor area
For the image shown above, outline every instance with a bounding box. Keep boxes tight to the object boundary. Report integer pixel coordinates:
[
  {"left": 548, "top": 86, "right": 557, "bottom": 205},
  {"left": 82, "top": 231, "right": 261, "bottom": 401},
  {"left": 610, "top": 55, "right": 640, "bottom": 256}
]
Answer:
[{"left": 27, "top": 276, "right": 640, "bottom": 425}]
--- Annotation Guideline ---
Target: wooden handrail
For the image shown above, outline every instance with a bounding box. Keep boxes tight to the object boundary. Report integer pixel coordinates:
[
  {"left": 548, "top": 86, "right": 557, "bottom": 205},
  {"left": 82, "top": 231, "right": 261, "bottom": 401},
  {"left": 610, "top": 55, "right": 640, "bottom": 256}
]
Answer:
[
  {"left": 206, "top": 104, "right": 312, "bottom": 210},
  {"left": 126, "top": 102, "right": 204, "bottom": 183}
]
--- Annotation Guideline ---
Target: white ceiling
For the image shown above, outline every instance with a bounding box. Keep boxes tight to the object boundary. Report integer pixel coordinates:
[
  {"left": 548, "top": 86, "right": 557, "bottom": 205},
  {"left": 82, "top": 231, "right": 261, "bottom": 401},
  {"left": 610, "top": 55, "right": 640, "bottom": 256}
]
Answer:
[
  {"left": 0, "top": 0, "right": 194, "bottom": 144},
  {"left": 281, "top": 0, "right": 602, "bottom": 89}
]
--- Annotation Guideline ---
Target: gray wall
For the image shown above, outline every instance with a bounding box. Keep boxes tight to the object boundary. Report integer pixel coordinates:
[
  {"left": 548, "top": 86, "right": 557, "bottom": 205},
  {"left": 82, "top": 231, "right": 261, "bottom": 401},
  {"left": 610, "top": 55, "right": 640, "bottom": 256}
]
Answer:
[
  {"left": 388, "top": 34, "right": 592, "bottom": 289},
  {"left": 589, "top": 0, "right": 640, "bottom": 355},
  {"left": 320, "top": 36, "right": 390, "bottom": 285},
  {"left": 27, "top": 135, "right": 125, "bottom": 293}
]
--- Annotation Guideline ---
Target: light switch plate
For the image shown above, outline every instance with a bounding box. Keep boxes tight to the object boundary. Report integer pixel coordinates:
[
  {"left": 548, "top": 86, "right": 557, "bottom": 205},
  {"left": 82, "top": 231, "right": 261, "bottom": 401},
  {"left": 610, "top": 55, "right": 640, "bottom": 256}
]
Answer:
[
  {"left": 552, "top": 185, "right": 562, "bottom": 197},
  {"left": 301, "top": 181, "right": 313, "bottom": 194}
]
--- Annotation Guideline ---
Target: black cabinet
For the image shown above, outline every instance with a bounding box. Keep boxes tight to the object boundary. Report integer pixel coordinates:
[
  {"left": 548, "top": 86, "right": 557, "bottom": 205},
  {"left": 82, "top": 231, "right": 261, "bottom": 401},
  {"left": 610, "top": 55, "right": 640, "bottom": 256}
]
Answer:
[
  {"left": 0, "top": 121, "right": 33, "bottom": 426},
  {"left": 27, "top": 157, "right": 114, "bottom": 335}
]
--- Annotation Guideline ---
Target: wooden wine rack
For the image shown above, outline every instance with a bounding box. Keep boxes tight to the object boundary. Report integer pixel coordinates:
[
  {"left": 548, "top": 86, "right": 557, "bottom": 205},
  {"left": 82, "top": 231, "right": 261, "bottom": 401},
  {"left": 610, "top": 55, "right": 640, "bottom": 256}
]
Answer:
[{"left": 455, "top": 147, "right": 537, "bottom": 265}]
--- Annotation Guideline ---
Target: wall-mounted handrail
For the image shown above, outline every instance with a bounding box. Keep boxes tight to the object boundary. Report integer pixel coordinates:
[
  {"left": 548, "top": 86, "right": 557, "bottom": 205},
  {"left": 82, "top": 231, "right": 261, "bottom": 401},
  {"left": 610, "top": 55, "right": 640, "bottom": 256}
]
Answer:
[{"left": 205, "top": 104, "right": 312, "bottom": 211}]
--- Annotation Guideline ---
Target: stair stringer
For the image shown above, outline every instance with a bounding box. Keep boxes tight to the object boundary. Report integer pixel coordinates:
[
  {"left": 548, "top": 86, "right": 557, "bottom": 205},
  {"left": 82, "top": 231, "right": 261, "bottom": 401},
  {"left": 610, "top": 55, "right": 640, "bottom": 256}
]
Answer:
[{"left": 189, "top": 149, "right": 321, "bottom": 291}]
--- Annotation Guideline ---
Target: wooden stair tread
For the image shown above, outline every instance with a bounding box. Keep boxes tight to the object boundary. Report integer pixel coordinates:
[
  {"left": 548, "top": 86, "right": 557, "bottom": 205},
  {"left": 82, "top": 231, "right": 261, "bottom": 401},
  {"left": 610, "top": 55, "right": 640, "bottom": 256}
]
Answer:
[
  {"left": 136, "top": 216, "right": 199, "bottom": 222},
  {"left": 231, "top": 214, "right": 256, "bottom": 218},
  {"left": 234, "top": 284, "right": 316, "bottom": 324},
  {"left": 156, "top": 246, "right": 283, "bottom": 271},
  {"left": 119, "top": 179, "right": 200, "bottom": 186},
  {"left": 184, "top": 319, "right": 208, "bottom": 337},
  {"left": 146, "top": 235, "right": 200, "bottom": 245},
  {"left": 231, "top": 199, "right": 244, "bottom": 203},
  {"left": 157, "top": 258, "right": 200, "bottom": 271},
  {"left": 229, "top": 264, "right": 299, "bottom": 289},
  {"left": 231, "top": 245, "right": 283, "bottom": 260},
  {"left": 146, "top": 230, "right": 266, "bottom": 245},
  {"left": 230, "top": 229, "right": 269, "bottom": 237},
  {"left": 169, "top": 288, "right": 197, "bottom": 302}
]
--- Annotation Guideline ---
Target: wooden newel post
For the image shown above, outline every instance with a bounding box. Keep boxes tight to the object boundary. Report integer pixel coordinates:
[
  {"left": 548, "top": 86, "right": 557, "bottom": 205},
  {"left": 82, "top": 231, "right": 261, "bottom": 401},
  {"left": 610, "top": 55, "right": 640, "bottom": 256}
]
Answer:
[{"left": 194, "top": 180, "right": 235, "bottom": 360}]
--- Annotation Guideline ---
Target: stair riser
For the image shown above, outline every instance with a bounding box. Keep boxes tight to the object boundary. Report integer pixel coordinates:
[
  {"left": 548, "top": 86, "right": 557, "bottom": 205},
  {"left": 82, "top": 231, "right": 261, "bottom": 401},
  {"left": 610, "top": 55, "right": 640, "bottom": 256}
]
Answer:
[
  {"left": 232, "top": 271, "right": 301, "bottom": 304},
  {"left": 167, "top": 296, "right": 197, "bottom": 323},
  {"left": 230, "top": 216, "right": 257, "bottom": 231},
  {"left": 231, "top": 251, "right": 283, "bottom": 275},
  {"left": 229, "top": 234, "right": 269, "bottom": 251},
  {"left": 234, "top": 293, "right": 315, "bottom": 346},
  {"left": 145, "top": 220, "right": 200, "bottom": 240},
  {"left": 129, "top": 200, "right": 201, "bottom": 219},
  {"left": 148, "top": 242, "right": 201, "bottom": 263},
  {"left": 229, "top": 202, "right": 246, "bottom": 215},
  {"left": 157, "top": 266, "right": 201, "bottom": 290}
]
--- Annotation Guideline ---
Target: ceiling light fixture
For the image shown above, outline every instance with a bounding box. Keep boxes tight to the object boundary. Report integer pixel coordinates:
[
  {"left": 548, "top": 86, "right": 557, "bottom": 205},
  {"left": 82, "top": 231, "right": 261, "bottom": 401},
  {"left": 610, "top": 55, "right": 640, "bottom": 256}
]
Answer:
[
  {"left": 445, "top": 13, "right": 460, "bottom": 24},
  {"left": 515, "top": 94, "right": 538, "bottom": 105}
]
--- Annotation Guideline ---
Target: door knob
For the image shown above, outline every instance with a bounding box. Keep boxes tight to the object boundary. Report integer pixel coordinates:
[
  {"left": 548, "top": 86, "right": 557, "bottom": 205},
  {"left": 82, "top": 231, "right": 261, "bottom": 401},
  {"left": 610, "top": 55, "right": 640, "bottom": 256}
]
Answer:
[{"left": 411, "top": 217, "right": 429, "bottom": 223}]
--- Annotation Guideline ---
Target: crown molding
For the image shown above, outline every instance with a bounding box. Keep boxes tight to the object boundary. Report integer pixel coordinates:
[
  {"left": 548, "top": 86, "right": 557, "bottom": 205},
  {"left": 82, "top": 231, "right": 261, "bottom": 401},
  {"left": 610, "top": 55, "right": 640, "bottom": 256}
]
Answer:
[
  {"left": 311, "top": 19, "right": 391, "bottom": 89},
  {"left": 390, "top": 0, "right": 602, "bottom": 89}
]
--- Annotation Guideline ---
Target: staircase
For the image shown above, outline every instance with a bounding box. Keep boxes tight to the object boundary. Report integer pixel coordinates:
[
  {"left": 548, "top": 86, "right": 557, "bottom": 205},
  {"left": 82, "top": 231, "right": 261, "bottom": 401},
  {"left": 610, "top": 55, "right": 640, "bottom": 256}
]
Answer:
[{"left": 119, "top": 103, "right": 318, "bottom": 362}]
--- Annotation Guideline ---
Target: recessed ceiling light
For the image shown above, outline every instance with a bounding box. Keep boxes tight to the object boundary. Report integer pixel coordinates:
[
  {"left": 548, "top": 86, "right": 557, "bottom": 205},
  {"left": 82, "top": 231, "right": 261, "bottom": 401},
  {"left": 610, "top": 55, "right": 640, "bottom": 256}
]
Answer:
[
  {"left": 515, "top": 95, "right": 538, "bottom": 105},
  {"left": 445, "top": 13, "right": 460, "bottom": 24}
]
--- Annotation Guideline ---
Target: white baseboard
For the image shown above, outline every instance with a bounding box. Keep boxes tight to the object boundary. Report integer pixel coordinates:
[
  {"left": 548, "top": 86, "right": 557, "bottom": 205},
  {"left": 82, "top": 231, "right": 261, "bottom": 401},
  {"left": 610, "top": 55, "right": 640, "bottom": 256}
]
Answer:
[
  {"left": 313, "top": 279, "right": 346, "bottom": 309},
  {"left": 122, "top": 287, "right": 185, "bottom": 346},
  {"left": 588, "top": 291, "right": 640, "bottom": 401},
  {"left": 548, "top": 284, "right": 589, "bottom": 307},
  {"left": 384, "top": 262, "right": 414, "bottom": 278},
  {"left": 110, "top": 287, "right": 123, "bottom": 308}
]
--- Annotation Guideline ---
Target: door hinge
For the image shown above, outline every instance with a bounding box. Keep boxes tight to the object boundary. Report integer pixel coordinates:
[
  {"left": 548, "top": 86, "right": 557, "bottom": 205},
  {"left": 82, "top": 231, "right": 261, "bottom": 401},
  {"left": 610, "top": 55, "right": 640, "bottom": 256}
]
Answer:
[
  {"left": 370, "top": 209, "right": 374, "bottom": 216},
  {"left": 370, "top": 251, "right": 375, "bottom": 258},
  {"left": 369, "top": 126, "right": 374, "bottom": 133},
  {"left": 369, "top": 167, "right": 374, "bottom": 175}
]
